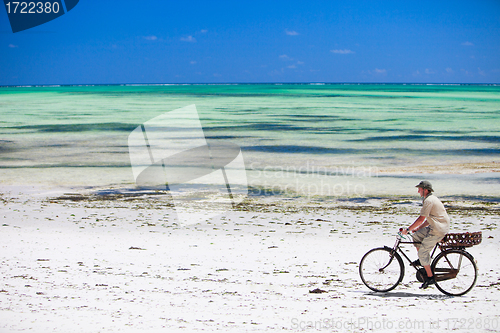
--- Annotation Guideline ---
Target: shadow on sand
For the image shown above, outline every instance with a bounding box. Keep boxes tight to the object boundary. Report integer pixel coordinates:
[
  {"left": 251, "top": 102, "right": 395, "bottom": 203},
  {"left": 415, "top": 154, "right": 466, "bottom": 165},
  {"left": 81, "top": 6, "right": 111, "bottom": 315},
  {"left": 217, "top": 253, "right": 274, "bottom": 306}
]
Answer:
[{"left": 365, "top": 291, "right": 454, "bottom": 300}]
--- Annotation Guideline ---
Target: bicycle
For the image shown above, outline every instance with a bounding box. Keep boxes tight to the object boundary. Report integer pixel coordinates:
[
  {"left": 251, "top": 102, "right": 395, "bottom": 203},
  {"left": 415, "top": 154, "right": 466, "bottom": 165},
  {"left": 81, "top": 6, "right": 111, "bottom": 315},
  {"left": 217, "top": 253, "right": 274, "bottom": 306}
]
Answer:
[{"left": 359, "top": 229, "right": 482, "bottom": 296}]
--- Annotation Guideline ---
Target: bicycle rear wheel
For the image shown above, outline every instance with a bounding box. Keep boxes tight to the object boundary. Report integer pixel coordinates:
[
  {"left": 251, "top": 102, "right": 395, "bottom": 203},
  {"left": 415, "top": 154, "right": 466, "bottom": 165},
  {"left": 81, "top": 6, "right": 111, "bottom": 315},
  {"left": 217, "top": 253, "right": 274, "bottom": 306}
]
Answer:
[
  {"left": 432, "top": 249, "right": 477, "bottom": 296},
  {"left": 359, "top": 247, "right": 404, "bottom": 292}
]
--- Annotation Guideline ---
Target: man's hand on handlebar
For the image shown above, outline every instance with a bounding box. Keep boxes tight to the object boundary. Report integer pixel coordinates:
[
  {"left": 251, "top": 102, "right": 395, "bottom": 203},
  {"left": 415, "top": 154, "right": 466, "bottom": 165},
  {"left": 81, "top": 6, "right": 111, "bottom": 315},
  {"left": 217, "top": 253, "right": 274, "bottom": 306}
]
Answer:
[{"left": 399, "top": 227, "right": 410, "bottom": 235}]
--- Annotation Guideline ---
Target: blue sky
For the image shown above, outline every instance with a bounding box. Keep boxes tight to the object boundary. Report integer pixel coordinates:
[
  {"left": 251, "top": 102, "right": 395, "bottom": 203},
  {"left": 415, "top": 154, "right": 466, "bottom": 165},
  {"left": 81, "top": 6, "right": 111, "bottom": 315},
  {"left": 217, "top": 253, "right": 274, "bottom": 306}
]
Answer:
[{"left": 1, "top": 0, "right": 499, "bottom": 85}]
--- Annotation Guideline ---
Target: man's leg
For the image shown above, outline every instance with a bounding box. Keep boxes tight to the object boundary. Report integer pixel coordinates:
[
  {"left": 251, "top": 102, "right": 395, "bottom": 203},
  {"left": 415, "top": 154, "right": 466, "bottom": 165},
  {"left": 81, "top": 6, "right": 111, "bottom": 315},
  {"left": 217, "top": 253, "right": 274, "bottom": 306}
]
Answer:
[
  {"left": 424, "top": 265, "right": 433, "bottom": 278},
  {"left": 418, "top": 233, "right": 444, "bottom": 289},
  {"left": 411, "top": 228, "right": 428, "bottom": 267}
]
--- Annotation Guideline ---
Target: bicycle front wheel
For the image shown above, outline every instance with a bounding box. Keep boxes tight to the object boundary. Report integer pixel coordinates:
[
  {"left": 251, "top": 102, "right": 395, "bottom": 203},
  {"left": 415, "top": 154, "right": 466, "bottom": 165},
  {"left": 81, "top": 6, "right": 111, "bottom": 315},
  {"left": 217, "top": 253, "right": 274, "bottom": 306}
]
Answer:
[
  {"left": 432, "top": 249, "right": 477, "bottom": 296},
  {"left": 359, "top": 247, "right": 404, "bottom": 292}
]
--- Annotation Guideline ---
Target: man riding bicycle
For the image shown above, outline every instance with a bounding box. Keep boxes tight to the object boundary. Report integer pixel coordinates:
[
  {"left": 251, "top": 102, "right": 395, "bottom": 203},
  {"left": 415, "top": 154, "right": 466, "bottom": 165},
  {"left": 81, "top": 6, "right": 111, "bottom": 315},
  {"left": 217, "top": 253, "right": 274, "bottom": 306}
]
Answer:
[{"left": 401, "top": 181, "right": 450, "bottom": 289}]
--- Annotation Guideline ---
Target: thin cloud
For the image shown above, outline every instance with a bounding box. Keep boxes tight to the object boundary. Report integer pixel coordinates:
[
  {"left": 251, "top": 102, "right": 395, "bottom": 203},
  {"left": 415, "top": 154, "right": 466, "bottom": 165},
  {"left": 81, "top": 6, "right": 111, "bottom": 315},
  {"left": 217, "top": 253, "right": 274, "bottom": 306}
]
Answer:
[
  {"left": 425, "top": 68, "right": 435, "bottom": 74},
  {"left": 269, "top": 68, "right": 285, "bottom": 76},
  {"left": 446, "top": 68, "right": 454, "bottom": 74},
  {"left": 143, "top": 36, "right": 158, "bottom": 41},
  {"left": 8, "top": 44, "right": 18, "bottom": 48},
  {"left": 364, "top": 68, "right": 387, "bottom": 75},
  {"left": 288, "top": 61, "right": 304, "bottom": 69},
  {"left": 190, "top": 61, "right": 197, "bottom": 65},
  {"left": 285, "top": 29, "right": 299, "bottom": 36},
  {"left": 200, "top": 29, "right": 208, "bottom": 33},
  {"left": 461, "top": 41, "right": 474, "bottom": 46},
  {"left": 279, "top": 55, "right": 304, "bottom": 68},
  {"left": 331, "top": 49, "right": 355, "bottom": 54},
  {"left": 181, "top": 36, "right": 196, "bottom": 42}
]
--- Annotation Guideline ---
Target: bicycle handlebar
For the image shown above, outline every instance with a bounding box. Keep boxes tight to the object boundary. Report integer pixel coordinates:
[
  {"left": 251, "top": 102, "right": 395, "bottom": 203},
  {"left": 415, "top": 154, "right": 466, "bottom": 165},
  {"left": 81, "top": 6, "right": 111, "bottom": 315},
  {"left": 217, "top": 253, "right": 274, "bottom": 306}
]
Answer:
[{"left": 397, "top": 228, "right": 408, "bottom": 240}]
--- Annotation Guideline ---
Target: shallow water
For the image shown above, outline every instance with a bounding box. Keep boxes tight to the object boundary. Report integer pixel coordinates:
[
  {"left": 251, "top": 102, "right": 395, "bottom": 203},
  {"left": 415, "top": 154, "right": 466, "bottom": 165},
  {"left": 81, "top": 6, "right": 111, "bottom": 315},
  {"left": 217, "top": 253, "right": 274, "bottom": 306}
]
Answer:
[{"left": 0, "top": 84, "right": 499, "bottom": 198}]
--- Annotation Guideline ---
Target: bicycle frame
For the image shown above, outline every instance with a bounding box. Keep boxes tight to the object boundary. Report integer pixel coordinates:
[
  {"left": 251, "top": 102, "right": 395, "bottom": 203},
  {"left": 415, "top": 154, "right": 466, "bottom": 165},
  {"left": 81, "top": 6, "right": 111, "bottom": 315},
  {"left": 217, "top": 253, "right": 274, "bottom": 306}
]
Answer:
[{"left": 389, "top": 232, "right": 462, "bottom": 282}]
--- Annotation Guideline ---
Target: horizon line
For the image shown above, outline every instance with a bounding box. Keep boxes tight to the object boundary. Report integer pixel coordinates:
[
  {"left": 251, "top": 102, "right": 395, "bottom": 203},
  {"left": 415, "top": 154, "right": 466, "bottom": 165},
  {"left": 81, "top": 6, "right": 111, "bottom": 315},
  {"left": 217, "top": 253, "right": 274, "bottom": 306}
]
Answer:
[{"left": 1, "top": 82, "right": 499, "bottom": 88}]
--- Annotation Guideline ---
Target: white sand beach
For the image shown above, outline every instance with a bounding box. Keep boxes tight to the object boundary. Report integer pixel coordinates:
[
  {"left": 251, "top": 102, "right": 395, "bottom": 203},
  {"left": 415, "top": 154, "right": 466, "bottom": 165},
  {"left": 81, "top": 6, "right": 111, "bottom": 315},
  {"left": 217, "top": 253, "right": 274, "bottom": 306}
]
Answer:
[{"left": 1, "top": 185, "right": 499, "bottom": 332}]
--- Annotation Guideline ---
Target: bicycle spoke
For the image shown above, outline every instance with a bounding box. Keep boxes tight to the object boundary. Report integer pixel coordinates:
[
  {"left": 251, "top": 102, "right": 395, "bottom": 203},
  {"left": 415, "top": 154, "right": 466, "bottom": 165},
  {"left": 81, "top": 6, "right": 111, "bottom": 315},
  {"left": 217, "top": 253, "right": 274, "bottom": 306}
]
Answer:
[
  {"left": 360, "top": 248, "right": 404, "bottom": 292},
  {"left": 432, "top": 250, "right": 477, "bottom": 296}
]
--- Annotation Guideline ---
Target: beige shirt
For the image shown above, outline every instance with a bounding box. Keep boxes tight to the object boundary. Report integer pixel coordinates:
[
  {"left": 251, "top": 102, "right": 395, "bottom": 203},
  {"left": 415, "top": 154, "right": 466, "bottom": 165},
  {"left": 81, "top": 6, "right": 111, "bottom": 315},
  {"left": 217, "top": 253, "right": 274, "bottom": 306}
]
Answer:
[{"left": 420, "top": 194, "right": 450, "bottom": 236}]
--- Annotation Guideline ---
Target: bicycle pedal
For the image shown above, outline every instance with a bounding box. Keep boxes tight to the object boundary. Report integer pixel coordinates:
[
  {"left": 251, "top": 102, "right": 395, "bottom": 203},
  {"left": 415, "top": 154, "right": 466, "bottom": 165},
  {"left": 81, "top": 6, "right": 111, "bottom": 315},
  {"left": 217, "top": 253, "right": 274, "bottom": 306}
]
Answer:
[
  {"left": 410, "top": 259, "right": 422, "bottom": 267},
  {"left": 420, "top": 276, "right": 436, "bottom": 289},
  {"left": 416, "top": 268, "right": 427, "bottom": 282}
]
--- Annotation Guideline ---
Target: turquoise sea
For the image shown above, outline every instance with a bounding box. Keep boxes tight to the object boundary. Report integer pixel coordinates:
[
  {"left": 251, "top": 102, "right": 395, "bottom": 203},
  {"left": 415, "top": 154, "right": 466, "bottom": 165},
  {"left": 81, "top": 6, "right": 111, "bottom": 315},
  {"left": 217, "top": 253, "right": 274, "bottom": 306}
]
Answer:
[{"left": 0, "top": 84, "right": 499, "bottom": 199}]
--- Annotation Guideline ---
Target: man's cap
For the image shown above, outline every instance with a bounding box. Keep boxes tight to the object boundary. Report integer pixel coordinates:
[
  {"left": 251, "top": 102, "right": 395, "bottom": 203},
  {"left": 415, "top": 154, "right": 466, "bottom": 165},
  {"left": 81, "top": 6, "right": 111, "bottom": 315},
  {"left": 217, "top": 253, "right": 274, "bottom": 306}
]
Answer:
[{"left": 416, "top": 180, "right": 434, "bottom": 192}]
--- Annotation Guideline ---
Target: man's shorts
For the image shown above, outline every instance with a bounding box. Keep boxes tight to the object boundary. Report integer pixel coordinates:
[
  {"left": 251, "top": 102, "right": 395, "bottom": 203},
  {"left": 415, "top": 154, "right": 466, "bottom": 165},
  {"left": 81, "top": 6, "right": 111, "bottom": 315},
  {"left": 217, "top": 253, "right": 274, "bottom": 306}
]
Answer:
[{"left": 411, "top": 226, "right": 445, "bottom": 266}]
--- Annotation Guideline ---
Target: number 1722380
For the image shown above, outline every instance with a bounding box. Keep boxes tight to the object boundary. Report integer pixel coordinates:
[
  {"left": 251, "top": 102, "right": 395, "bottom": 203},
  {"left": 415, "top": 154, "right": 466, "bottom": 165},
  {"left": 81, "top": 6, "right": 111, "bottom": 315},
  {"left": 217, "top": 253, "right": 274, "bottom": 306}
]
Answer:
[
  {"left": 5, "top": 2, "right": 60, "bottom": 14},
  {"left": 444, "top": 318, "right": 498, "bottom": 330}
]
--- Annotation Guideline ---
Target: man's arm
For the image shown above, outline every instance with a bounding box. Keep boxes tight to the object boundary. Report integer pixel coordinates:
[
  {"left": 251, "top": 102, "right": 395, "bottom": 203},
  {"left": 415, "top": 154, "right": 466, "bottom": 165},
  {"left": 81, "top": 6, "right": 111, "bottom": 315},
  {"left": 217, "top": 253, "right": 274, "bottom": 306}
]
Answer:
[{"left": 402, "top": 216, "right": 428, "bottom": 234}]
